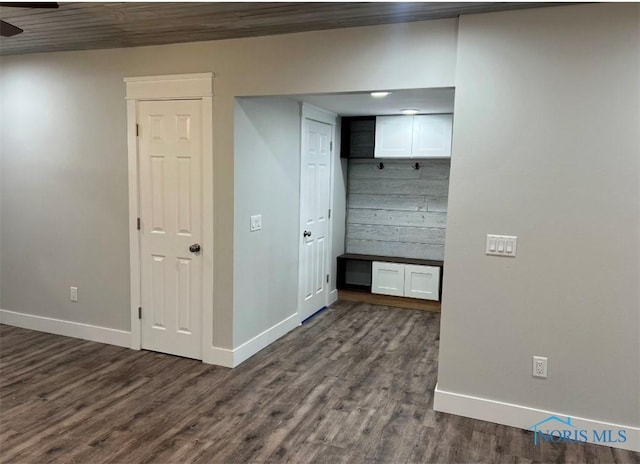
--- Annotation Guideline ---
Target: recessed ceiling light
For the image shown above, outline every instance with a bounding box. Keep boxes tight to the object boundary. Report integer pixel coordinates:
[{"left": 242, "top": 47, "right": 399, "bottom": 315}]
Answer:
[
  {"left": 401, "top": 109, "right": 419, "bottom": 115},
  {"left": 371, "top": 91, "right": 391, "bottom": 98}
]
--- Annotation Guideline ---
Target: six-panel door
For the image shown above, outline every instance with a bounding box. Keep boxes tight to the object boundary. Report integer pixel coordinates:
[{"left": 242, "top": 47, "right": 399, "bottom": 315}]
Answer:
[
  {"left": 138, "top": 99, "right": 203, "bottom": 360},
  {"left": 299, "top": 118, "right": 332, "bottom": 321}
]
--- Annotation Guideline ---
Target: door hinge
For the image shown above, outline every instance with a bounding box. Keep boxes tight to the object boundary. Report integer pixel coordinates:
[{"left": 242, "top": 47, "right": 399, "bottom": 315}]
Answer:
[
  {"left": 330, "top": 141, "right": 333, "bottom": 151},
  {"left": 138, "top": 307, "right": 142, "bottom": 319},
  {"left": 326, "top": 274, "right": 330, "bottom": 283},
  {"left": 328, "top": 209, "right": 331, "bottom": 219},
  {"left": 136, "top": 123, "right": 139, "bottom": 137},
  {"left": 137, "top": 217, "right": 141, "bottom": 230}
]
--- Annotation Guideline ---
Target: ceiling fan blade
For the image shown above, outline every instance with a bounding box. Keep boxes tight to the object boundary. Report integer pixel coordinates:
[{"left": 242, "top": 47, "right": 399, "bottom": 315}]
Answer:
[
  {"left": 0, "top": 19, "right": 22, "bottom": 37},
  {"left": 0, "top": 2, "right": 58, "bottom": 8}
]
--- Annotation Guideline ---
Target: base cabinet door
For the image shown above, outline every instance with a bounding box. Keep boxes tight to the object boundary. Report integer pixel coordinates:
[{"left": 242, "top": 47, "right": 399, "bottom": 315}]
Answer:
[
  {"left": 372, "top": 262, "right": 405, "bottom": 296},
  {"left": 404, "top": 265, "right": 440, "bottom": 301}
]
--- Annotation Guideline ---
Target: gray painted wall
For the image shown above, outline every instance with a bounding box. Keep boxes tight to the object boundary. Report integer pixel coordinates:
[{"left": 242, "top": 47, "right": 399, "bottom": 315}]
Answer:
[
  {"left": 346, "top": 159, "right": 449, "bottom": 260},
  {"left": 438, "top": 3, "right": 640, "bottom": 427},
  {"left": 233, "top": 97, "right": 301, "bottom": 346},
  {"left": 0, "top": 18, "right": 457, "bottom": 350},
  {"left": 2, "top": 3, "right": 637, "bottom": 437}
]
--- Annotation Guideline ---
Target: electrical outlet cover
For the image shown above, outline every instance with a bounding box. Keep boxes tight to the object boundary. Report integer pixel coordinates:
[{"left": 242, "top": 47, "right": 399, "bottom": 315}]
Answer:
[{"left": 532, "top": 356, "right": 548, "bottom": 378}]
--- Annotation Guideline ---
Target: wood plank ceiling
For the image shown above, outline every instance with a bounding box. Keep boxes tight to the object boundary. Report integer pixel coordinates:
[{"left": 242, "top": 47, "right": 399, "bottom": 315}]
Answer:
[{"left": 0, "top": 2, "right": 563, "bottom": 56}]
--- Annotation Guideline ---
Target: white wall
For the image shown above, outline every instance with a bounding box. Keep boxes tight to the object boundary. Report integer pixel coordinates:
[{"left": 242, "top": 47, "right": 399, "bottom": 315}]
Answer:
[
  {"left": 0, "top": 18, "right": 458, "bottom": 350},
  {"left": 438, "top": 2, "right": 640, "bottom": 433},
  {"left": 233, "top": 97, "right": 301, "bottom": 346}
]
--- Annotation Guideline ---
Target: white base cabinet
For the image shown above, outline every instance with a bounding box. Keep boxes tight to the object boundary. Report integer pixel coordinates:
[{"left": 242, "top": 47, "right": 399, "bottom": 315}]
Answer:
[
  {"left": 404, "top": 264, "right": 440, "bottom": 300},
  {"left": 372, "top": 261, "right": 440, "bottom": 301},
  {"left": 371, "top": 262, "right": 405, "bottom": 297}
]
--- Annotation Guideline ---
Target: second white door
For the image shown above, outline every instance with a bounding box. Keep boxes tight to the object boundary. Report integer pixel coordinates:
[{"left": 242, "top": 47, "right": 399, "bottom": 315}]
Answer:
[
  {"left": 138, "top": 99, "right": 203, "bottom": 359},
  {"left": 299, "top": 118, "right": 332, "bottom": 321}
]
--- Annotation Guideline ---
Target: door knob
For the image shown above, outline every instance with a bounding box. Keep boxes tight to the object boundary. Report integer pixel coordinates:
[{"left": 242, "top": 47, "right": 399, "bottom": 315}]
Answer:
[
  {"left": 303, "top": 230, "right": 312, "bottom": 238},
  {"left": 189, "top": 244, "right": 201, "bottom": 253}
]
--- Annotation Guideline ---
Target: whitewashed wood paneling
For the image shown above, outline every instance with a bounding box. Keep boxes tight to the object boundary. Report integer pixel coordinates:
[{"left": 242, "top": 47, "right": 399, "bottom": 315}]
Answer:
[
  {"left": 345, "top": 159, "right": 450, "bottom": 260},
  {"left": 349, "top": 178, "right": 449, "bottom": 196},
  {"left": 348, "top": 194, "right": 429, "bottom": 211},
  {"left": 347, "top": 224, "right": 399, "bottom": 241},
  {"left": 347, "top": 209, "right": 447, "bottom": 228},
  {"left": 397, "top": 227, "right": 446, "bottom": 244},
  {"left": 427, "top": 197, "right": 448, "bottom": 212},
  {"left": 350, "top": 159, "right": 451, "bottom": 179},
  {"left": 347, "top": 239, "right": 446, "bottom": 260}
]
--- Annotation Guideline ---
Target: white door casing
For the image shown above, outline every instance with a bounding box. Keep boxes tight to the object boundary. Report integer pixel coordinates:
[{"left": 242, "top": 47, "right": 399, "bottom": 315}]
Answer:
[
  {"left": 125, "top": 73, "right": 214, "bottom": 363},
  {"left": 138, "top": 99, "right": 203, "bottom": 359},
  {"left": 299, "top": 105, "right": 335, "bottom": 322}
]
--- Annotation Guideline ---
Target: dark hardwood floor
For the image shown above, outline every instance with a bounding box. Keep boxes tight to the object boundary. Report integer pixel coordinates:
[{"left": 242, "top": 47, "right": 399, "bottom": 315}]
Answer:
[{"left": 1, "top": 301, "right": 638, "bottom": 463}]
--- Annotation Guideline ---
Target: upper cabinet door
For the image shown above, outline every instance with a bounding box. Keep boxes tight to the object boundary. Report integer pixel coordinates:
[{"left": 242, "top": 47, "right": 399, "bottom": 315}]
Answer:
[
  {"left": 374, "top": 115, "right": 414, "bottom": 158},
  {"left": 412, "top": 114, "right": 453, "bottom": 158}
]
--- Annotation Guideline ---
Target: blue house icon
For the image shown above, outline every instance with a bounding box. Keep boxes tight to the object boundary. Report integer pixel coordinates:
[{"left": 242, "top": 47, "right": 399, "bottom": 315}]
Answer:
[{"left": 530, "top": 416, "right": 576, "bottom": 445}]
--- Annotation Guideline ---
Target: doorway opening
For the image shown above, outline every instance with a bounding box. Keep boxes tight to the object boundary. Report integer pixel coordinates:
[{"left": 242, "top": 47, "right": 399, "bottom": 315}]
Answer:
[{"left": 233, "top": 86, "right": 455, "bottom": 341}]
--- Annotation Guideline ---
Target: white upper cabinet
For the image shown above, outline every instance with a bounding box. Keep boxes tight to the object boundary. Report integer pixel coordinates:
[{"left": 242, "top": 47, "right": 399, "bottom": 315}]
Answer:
[
  {"left": 374, "top": 114, "right": 453, "bottom": 159},
  {"left": 412, "top": 114, "right": 453, "bottom": 158},
  {"left": 374, "top": 116, "right": 414, "bottom": 158}
]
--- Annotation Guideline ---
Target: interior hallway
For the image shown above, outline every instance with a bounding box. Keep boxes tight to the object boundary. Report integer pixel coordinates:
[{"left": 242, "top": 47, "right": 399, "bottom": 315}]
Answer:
[{"left": 1, "top": 302, "right": 638, "bottom": 464}]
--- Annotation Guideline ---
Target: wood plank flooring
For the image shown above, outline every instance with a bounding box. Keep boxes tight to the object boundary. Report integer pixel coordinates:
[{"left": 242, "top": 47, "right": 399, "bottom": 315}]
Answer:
[{"left": 1, "top": 301, "right": 638, "bottom": 463}]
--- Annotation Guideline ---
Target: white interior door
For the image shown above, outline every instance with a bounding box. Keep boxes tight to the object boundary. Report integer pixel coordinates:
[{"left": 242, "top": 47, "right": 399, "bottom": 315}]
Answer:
[
  {"left": 299, "top": 118, "right": 332, "bottom": 321},
  {"left": 138, "top": 99, "right": 203, "bottom": 359}
]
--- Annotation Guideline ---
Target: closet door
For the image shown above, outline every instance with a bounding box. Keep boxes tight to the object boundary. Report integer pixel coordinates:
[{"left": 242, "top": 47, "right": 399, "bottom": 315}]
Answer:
[
  {"left": 412, "top": 114, "right": 453, "bottom": 158},
  {"left": 374, "top": 116, "right": 413, "bottom": 158},
  {"left": 372, "top": 262, "right": 405, "bottom": 296}
]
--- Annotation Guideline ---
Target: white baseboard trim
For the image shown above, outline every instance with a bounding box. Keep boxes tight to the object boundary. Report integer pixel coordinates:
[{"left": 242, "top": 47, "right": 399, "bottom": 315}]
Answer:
[
  {"left": 434, "top": 384, "right": 640, "bottom": 452},
  {"left": 328, "top": 289, "right": 339, "bottom": 306},
  {"left": 232, "top": 312, "right": 300, "bottom": 367},
  {"left": 205, "top": 346, "right": 234, "bottom": 368},
  {"left": 203, "top": 312, "right": 300, "bottom": 368},
  {"left": 0, "top": 309, "right": 131, "bottom": 348}
]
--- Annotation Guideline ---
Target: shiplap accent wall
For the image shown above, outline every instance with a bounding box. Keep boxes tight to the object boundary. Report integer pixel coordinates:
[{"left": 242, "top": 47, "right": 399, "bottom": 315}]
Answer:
[{"left": 346, "top": 159, "right": 449, "bottom": 260}]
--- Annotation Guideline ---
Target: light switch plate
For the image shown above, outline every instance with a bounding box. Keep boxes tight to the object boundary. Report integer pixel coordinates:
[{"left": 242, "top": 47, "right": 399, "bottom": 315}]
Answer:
[
  {"left": 486, "top": 234, "right": 517, "bottom": 257},
  {"left": 250, "top": 215, "right": 262, "bottom": 232}
]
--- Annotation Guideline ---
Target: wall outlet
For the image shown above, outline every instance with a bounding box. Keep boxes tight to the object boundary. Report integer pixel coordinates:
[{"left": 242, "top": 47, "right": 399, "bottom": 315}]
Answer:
[
  {"left": 533, "top": 356, "right": 547, "bottom": 378},
  {"left": 70, "top": 286, "right": 78, "bottom": 302}
]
